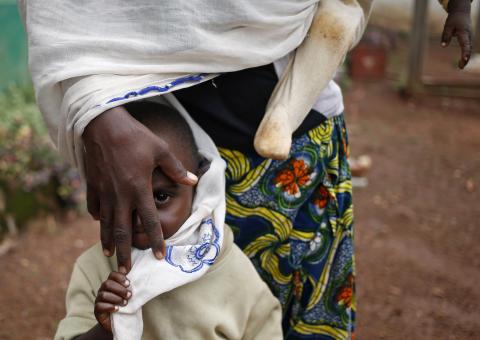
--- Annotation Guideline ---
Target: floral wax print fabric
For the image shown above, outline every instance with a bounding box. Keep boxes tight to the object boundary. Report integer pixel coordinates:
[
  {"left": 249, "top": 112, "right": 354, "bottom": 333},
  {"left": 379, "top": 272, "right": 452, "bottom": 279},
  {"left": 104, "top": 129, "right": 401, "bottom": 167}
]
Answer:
[{"left": 219, "top": 114, "right": 355, "bottom": 340}]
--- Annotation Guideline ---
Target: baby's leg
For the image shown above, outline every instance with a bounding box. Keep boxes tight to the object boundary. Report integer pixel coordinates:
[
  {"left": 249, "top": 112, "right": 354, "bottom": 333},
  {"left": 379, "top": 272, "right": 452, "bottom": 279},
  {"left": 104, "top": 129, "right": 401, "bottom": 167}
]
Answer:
[{"left": 254, "top": 0, "right": 367, "bottom": 160}]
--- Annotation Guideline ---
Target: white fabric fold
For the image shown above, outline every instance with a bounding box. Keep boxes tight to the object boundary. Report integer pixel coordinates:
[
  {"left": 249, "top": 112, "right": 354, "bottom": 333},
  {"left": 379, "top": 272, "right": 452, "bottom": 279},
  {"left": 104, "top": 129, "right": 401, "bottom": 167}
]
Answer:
[
  {"left": 254, "top": 0, "right": 372, "bottom": 159},
  {"left": 19, "top": 0, "right": 319, "bottom": 174},
  {"left": 58, "top": 73, "right": 216, "bottom": 177},
  {"left": 111, "top": 94, "right": 226, "bottom": 340}
]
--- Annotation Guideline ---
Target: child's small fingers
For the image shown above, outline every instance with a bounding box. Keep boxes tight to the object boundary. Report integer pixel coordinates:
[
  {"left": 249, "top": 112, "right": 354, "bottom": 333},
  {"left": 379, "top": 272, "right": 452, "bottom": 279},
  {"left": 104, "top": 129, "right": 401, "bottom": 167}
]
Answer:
[
  {"left": 97, "top": 291, "right": 128, "bottom": 306},
  {"left": 441, "top": 26, "right": 454, "bottom": 47},
  {"left": 457, "top": 30, "right": 472, "bottom": 68},
  {"left": 95, "top": 302, "right": 119, "bottom": 313},
  {"left": 100, "top": 280, "right": 132, "bottom": 300},
  {"left": 108, "top": 271, "right": 130, "bottom": 287}
]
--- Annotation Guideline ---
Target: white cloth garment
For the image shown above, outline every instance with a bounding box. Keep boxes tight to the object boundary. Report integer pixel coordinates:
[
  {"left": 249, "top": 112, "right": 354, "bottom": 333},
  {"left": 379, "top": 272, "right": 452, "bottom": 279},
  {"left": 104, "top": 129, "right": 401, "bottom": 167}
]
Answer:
[
  {"left": 253, "top": 0, "right": 371, "bottom": 159},
  {"left": 111, "top": 94, "right": 227, "bottom": 340},
  {"left": 18, "top": 0, "right": 319, "bottom": 176},
  {"left": 272, "top": 54, "right": 344, "bottom": 119}
]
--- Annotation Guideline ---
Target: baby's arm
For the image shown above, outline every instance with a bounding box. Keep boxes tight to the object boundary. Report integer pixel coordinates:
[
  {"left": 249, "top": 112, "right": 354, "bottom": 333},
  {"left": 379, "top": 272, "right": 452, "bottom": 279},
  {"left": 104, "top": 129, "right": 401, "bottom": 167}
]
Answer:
[
  {"left": 75, "top": 271, "right": 131, "bottom": 340},
  {"left": 94, "top": 272, "right": 131, "bottom": 332},
  {"left": 54, "top": 266, "right": 131, "bottom": 340},
  {"left": 440, "top": 0, "right": 473, "bottom": 69}
]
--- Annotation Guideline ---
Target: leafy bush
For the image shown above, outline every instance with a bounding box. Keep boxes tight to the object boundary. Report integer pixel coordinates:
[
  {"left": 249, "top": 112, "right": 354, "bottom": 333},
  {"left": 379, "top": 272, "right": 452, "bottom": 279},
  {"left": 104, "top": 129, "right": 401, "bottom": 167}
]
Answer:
[{"left": 0, "top": 86, "right": 84, "bottom": 235}]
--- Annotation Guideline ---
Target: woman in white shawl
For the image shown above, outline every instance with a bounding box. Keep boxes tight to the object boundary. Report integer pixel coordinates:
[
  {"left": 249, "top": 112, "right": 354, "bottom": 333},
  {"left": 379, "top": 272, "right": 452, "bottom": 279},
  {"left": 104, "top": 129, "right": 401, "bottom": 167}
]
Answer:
[{"left": 21, "top": 0, "right": 472, "bottom": 338}]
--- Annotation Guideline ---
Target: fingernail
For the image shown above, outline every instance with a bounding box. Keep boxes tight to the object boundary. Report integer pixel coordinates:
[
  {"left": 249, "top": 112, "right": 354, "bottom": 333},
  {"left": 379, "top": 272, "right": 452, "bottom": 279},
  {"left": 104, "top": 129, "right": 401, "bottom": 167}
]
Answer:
[
  {"left": 186, "top": 171, "right": 198, "bottom": 183},
  {"left": 103, "top": 249, "right": 111, "bottom": 257},
  {"left": 124, "top": 279, "right": 130, "bottom": 287},
  {"left": 154, "top": 250, "right": 165, "bottom": 260},
  {"left": 123, "top": 299, "right": 127, "bottom": 306},
  {"left": 119, "top": 266, "right": 127, "bottom": 274},
  {"left": 126, "top": 291, "right": 132, "bottom": 299},
  {"left": 114, "top": 306, "right": 119, "bottom": 312},
  {"left": 441, "top": 42, "right": 447, "bottom": 47}
]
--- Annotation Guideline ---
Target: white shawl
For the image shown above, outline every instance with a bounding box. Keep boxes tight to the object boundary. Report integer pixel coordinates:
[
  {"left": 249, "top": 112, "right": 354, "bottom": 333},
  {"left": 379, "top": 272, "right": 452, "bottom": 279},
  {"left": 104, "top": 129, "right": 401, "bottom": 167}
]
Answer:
[
  {"left": 18, "top": 0, "right": 318, "bottom": 174},
  {"left": 19, "top": 0, "right": 371, "bottom": 163}
]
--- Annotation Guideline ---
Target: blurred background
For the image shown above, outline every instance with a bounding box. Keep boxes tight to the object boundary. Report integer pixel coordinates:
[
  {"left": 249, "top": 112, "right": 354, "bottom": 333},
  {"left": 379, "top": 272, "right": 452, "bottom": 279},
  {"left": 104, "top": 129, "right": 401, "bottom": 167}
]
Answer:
[{"left": 0, "top": 0, "right": 479, "bottom": 339}]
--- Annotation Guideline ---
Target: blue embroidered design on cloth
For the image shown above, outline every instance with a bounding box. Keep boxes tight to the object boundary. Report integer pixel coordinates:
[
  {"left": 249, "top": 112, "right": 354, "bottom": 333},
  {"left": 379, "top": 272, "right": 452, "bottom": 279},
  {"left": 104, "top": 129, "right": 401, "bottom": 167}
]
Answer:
[
  {"left": 165, "top": 218, "right": 220, "bottom": 273},
  {"left": 105, "top": 73, "right": 208, "bottom": 104}
]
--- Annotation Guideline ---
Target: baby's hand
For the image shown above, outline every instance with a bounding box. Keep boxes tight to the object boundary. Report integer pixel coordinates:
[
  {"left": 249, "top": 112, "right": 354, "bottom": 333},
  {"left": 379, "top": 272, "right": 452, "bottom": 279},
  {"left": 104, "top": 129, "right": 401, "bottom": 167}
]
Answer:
[
  {"left": 441, "top": 0, "right": 472, "bottom": 69},
  {"left": 94, "top": 272, "right": 132, "bottom": 331}
]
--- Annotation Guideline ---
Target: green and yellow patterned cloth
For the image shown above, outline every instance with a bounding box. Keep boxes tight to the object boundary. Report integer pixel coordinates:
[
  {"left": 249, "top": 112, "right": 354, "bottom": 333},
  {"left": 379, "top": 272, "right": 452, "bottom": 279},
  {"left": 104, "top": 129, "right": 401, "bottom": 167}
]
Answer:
[{"left": 220, "top": 115, "right": 355, "bottom": 339}]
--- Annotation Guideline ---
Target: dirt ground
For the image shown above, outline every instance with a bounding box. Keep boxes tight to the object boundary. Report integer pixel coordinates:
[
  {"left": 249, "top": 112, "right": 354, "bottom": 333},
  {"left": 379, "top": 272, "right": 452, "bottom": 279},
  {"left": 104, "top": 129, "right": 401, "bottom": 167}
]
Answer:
[
  {"left": 1, "top": 66, "right": 479, "bottom": 339},
  {"left": 348, "top": 81, "right": 480, "bottom": 339}
]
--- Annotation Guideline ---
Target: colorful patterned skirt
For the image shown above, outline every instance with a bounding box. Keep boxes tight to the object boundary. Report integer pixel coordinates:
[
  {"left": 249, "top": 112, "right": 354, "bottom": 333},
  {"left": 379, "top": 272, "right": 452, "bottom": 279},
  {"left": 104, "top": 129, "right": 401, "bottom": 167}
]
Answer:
[{"left": 219, "top": 114, "right": 355, "bottom": 339}]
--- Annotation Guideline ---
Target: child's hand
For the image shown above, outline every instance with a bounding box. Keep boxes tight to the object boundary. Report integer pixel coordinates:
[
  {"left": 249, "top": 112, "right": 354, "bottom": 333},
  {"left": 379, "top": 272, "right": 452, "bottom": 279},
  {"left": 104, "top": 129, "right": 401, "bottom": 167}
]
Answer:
[
  {"left": 441, "top": 0, "right": 472, "bottom": 69},
  {"left": 94, "top": 272, "right": 132, "bottom": 332}
]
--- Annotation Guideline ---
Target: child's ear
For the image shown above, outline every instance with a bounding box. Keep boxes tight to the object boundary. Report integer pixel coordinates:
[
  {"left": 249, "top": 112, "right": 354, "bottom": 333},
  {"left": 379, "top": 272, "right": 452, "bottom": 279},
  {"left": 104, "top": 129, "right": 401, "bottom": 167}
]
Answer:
[{"left": 196, "top": 157, "right": 211, "bottom": 178}]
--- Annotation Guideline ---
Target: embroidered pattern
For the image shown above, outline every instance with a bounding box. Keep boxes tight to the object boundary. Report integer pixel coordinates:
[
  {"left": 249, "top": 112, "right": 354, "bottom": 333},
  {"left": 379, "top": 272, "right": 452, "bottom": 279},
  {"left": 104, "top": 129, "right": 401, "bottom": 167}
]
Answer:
[
  {"left": 105, "top": 73, "right": 209, "bottom": 104},
  {"left": 165, "top": 218, "right": 220, "bottom": 273}
]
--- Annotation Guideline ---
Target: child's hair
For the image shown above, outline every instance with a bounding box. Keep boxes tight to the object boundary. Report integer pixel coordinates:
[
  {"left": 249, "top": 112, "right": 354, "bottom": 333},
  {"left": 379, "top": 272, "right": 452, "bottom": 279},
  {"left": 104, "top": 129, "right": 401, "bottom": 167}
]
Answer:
[{"left": 124, "top": 100, "right": 200, "bottom": 166}]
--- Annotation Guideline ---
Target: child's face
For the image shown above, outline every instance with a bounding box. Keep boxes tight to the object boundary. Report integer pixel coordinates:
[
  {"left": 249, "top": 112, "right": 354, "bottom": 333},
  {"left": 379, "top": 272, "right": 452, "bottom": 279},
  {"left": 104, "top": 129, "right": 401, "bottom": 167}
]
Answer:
[
  {"left": 131, "top": 127, "right": 198, "bottom": 250},
  {"left": 131, "top": 169, "right": 195, "bottom": 250}
]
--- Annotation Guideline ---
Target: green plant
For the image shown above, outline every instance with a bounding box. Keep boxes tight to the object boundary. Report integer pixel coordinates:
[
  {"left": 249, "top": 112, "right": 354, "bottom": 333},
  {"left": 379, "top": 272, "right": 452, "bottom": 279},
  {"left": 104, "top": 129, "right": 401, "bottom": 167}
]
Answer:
[{"left": 0, "top": 86, "right": 83, "bottom": 235}]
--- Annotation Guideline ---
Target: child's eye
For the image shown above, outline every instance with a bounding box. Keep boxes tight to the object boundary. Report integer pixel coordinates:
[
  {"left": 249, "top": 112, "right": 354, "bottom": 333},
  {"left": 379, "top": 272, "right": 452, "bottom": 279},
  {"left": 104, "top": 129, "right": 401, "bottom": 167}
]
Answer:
[{"left": 154, "top": 192, "right": 171, "bottom": 205}]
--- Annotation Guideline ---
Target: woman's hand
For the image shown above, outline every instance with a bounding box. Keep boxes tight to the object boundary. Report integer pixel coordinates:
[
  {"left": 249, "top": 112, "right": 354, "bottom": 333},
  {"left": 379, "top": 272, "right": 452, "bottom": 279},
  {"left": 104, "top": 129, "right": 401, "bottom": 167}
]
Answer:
[
  {"left": 83, "top": 106, "right": 197, "bottom": 273},
  {"left": 441, "top": 0, "right": 472, "bottom": 69},
  {"left": 94, "top": 271, "right": 132, "bottom": 331}
]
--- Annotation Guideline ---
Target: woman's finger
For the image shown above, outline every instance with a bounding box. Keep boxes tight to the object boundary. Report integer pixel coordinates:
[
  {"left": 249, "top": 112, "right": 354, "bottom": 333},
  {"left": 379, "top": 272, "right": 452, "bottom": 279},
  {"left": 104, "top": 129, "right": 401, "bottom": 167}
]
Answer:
[
  {"left": 86, "top": 182, "right": 100, "bottom": 220},
  {"left": 456, "top": 30, "right": 472, "bottom": 69},
  {"left": 100, "top": 202, "right": 115, "bottom": 257},
  {"left": 155, "top": 141, "right": 198, "bottom": 186},
  {"left": 136, "top": 188, "right": 166, "bottom": 260},
  {"left": 441, "top": 25, "right": 454, "bottom": 47},
  {"left": 113, "top": 205, "right": 133, "bottom": 274},
  {"left": 84, "top": 143, "right": 101, "bottom": 220}
]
